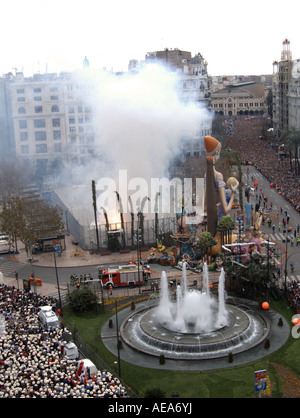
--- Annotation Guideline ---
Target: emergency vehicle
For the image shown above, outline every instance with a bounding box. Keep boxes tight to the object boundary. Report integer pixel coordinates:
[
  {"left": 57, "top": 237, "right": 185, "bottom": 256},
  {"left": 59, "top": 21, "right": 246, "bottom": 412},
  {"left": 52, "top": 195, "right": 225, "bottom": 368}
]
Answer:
[
  {"left": 0, "top": 236, "right": 14, "bottom": 254},
  {"left": 98, "top": 263, "right": 151, "bottom": 288}
]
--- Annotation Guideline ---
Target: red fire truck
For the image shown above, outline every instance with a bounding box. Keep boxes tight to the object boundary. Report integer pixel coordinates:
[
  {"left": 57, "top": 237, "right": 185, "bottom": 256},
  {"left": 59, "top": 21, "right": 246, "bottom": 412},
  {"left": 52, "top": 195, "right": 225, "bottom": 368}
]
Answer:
[{"left": 98, "top": 263, "right": 151, "bottom": 288}]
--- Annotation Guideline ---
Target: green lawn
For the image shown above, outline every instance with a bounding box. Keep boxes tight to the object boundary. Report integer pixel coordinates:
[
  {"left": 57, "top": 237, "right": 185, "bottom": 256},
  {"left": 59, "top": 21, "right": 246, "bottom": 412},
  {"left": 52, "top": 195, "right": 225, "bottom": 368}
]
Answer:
[{"left": 63, "top": 295, "right": 299, "bottom": 398}]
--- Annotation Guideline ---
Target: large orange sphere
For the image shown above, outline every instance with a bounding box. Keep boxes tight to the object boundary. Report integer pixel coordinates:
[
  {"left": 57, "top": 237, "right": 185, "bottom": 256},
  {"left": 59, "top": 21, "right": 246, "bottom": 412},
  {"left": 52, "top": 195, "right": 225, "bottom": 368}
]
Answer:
[
  {"left": 262, "top": 302, "right": 269, "bottom": 310},
  {"left": 292, "top": 317, "right": 300, "bottom": 326}
]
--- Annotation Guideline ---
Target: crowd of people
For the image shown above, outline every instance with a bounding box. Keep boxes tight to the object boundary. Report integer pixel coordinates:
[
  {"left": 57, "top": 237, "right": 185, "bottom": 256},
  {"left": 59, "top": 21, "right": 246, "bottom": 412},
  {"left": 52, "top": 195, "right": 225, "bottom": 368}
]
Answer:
[
  {"left": 0, "top": 284, "right": 127, "bottom": 398},
  {"left": 224, "top": 117, "right": 300, "bottom": 212},
  {"left": 286, "top": 281, "right": 300, "bottom": 312}
]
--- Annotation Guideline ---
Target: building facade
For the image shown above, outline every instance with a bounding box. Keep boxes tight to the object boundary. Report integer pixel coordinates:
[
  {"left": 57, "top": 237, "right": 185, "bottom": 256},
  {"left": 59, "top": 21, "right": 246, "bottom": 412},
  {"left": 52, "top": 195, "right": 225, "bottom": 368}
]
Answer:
[
  {"left": 144, "top": 48, "right": 212, "bottom": 157},
  {"left": 272, "top": 39, "right": 300, "bottom": 137},
  {"left": 8, "top": 70, "right": 99, "bottom": 173},
  {"left": 211, "top": 82, "right": 267, "bottom": 117}
]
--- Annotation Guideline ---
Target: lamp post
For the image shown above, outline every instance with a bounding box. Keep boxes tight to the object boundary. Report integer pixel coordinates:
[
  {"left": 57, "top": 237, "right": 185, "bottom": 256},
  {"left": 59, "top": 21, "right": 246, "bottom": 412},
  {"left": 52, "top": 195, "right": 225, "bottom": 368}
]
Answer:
[
  {"left": 284, "top": 228, "right": 288, "bottom": 291},
  {"left": 115, "top": 299, "right": 121, "bottom": 378},
  {"left": 53, "top": 244, "right": 62, "bottom": 315},
  {"left": 135, "top": 210, "right": 142, "bottom": 294}
]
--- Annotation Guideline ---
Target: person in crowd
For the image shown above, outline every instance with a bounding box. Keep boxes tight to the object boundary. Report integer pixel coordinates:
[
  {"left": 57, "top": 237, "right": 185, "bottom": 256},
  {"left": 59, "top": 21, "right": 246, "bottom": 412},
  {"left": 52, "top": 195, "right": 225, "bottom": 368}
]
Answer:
[{"left": 0, "top": 284, "right": 127, "bottom": 398}]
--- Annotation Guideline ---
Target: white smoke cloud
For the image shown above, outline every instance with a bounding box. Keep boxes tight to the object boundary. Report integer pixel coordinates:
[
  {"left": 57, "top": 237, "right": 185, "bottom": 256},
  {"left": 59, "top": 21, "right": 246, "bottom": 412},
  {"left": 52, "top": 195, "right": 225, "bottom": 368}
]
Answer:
[{"left": 63, "top": 63, "right": 212, "bottom": 221}]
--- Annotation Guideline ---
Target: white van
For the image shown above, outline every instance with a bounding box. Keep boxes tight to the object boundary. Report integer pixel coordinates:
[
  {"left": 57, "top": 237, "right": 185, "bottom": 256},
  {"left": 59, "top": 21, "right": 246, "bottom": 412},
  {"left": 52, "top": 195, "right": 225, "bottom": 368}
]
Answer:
[
  {"left": 38, "top": 306, "right": 59, "bottom": 329},
  {"left": 63, "top": 342, "right": 79, "bottom": 360}
]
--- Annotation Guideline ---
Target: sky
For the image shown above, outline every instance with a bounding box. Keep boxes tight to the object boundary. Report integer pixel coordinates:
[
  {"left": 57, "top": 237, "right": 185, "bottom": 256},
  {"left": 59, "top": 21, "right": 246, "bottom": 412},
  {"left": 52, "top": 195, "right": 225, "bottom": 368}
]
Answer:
[{"left": 1, "top": 0, "right": 300, "bottom": 77}]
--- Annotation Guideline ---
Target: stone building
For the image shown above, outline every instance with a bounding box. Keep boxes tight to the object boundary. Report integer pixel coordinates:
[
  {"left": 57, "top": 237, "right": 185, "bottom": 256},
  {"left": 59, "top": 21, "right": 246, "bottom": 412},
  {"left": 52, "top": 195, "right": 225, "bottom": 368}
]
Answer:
[
  {"left": 272, "top": 39, "right": 300, "bottom": 137},
  {"left": 211, "top": 81, "right": 268, "bottom": 117}
]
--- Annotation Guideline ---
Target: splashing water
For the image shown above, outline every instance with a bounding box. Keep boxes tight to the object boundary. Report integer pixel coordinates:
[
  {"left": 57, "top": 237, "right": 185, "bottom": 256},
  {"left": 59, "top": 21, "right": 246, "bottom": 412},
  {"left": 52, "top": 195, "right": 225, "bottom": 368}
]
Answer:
[{"left": 156, "top": 262, "right": 228, "bottom": 333}]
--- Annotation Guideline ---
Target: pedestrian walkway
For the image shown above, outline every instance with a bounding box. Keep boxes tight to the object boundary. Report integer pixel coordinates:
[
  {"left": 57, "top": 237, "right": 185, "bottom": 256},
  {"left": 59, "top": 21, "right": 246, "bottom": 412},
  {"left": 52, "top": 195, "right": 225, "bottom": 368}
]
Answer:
[
  {"left": 287, "top": 274, "right": 300, "bottom": 283},
  {"left": 0, "top": 258, "right": 20, "bottom": 277}
]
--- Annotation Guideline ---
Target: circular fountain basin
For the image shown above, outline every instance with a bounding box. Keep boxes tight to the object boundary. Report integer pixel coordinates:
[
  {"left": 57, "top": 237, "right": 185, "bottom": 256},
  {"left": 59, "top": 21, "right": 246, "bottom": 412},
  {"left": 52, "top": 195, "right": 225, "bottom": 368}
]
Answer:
[{"left": 120, "top": 303, "right": 270, "bottom": 360}]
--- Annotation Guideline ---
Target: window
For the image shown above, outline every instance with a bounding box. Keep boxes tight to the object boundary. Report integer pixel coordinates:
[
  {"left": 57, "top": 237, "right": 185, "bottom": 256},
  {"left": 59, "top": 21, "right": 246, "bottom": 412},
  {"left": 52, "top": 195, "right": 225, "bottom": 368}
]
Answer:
[
  {"left": 68, "top": 106, "right": 75, "bottom": 113},
  {"left": 19, "top": 120, "right": 27, "bottom": 129},
  {"left": 20, "top": 132, "right": 28, "bottom": 142},
  {"left": 54, "top": 143, "right": 62, "bottom": 152},
  {"left": 33, "top": 88, "right": 41, "bottom": 93},
  {"left": 86, "top": 135, "right": 94, "bottom": 144},
  {"left": 35, "top": 106, "right": 43, "bottom": 113},
  {"left": 16, "top": 89, "right": 24, "bottom": 94},
  {"left": 50, "top": 95, "right": 58, "bottom": 100},
  {"left": 50, "top": 87, "right": 58, "bottom": 92},
  {"left": 18, "top": 107, "right": 26, "bottom": 114},
  {"left": 34, "top": 119, "right": 46, "bottom": 128},
  {"left": 21, "top": 145, "right": 29, "bottom": 154},
  {"left": 69, "top": 117, "right": 75, "bottom": 124},
  {"left": 35, "top": 131, "right": 46, "bottom": 141},
  {"left": 69, "top": 127, "right": 76, "bottom": 133},
  {"left": 36, "top": 144, "right": 47, "bottom": 153},
  {"left": 53, "top": 130, "right": 61, "bottom": 140},
  {"left": 52, "top": 118, "right": 60, "bottom": 127},
  {"left": 34, "top": 96, "right": 42, "bottom": 101},
  {"left": 17, "top": 97, "right": 25, "bottom": 102},
  {"left": 78, "top": 106, "right": 82, "bottom": 113},
  {"left": 78, "top": 117, "right": 83, "bottom": 123},
  {"left": 51, "top": 105, "right": 59, "bottom": 112}
]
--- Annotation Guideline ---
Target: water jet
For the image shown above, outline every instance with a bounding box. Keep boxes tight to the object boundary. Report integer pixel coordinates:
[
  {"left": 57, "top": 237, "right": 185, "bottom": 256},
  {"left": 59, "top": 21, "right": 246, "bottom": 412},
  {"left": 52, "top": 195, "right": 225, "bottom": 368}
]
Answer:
[{"left": 120, "top": 263, "right": 270, "bottom": 360}]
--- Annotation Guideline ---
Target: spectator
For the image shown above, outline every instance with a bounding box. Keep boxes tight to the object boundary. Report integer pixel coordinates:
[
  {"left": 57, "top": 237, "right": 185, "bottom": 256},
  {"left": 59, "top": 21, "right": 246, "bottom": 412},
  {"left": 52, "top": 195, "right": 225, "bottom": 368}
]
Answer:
[{"left": 0, "top": 284, "right": 127, "bottom": 398}]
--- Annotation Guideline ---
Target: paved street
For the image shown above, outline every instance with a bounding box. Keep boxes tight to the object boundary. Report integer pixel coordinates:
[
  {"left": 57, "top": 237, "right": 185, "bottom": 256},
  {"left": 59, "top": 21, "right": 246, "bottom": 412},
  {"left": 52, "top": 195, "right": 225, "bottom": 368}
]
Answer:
[{"left": 243, "top": 165, "right": 300, "bottom": 284}]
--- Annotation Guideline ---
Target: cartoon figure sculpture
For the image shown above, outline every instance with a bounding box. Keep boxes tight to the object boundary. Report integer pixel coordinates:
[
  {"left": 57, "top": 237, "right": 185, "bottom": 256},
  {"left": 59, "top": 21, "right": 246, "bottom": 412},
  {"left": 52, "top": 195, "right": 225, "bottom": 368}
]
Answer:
[
  {"left": 245, "top": 185, "right": 254, "bottom": 227},
  {"left": 203, "top": 136, "right": 239, "bottom": 236}
]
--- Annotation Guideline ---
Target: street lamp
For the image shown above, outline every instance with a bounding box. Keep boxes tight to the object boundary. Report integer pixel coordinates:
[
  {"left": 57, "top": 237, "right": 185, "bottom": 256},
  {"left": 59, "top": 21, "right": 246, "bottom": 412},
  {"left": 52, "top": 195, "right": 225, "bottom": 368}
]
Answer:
[
  {"left": 53, "top": 244, "right": 62, "bottom": 315},
  {"left": 115, "top": 299, "right": 121, "bottom": 378}
]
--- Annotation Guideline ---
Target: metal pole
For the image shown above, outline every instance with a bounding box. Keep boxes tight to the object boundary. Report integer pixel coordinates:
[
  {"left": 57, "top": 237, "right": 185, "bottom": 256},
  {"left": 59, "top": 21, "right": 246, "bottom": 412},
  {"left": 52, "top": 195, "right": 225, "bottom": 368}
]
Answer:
[
  {"left": 115, "top": 300, "right": 121, "bottom": 378},
  {"left": 53, "top": 249, "right": 62, "bottom": 315},
  {"left": 284, "top": 229, "right": 288, "bottom": 291}
]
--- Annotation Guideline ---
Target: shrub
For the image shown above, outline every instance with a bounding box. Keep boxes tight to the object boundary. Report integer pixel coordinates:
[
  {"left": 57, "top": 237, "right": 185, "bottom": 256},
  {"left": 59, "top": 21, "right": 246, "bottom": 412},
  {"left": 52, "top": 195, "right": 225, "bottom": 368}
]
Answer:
[
  {"left": 278, "top": 317, "right": 283, "bottom": 327},
  {"left": 144, "top": 387, "right": 166, "bottom": 398},
  {"left": 228, "top": 352, "right": 234, "bottom": 363},
  {"left": 67, "top": 287, "right": 98, "bottom": 313}
]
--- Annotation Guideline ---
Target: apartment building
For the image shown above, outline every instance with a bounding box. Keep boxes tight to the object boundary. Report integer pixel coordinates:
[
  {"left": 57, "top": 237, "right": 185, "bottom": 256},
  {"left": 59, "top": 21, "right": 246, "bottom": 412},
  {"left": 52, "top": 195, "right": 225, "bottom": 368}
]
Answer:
[
  {"left": 272, "top": 39, "right": 300, "bottom": 137},
  {"left": 8, "top": 69, "right": 98, "bottom": 174},
  {"left": 144, "top": 48, "right": 212, "bottom": 158}
]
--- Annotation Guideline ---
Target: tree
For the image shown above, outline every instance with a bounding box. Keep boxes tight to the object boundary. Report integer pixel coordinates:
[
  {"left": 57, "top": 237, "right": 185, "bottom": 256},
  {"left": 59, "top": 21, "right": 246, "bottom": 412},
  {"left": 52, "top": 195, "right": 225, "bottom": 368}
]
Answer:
[
  {"left": 194, "top": 231, "right": 216, "bottom": 262},
  {"left": 0, "top": 158, "right": 33, "bottom": 205},
  {"left": 0, "top": 196, "right": 64, "bottom": 256},
  {"left": 67, "top": 287, "right": 98, "bottom": 313}
]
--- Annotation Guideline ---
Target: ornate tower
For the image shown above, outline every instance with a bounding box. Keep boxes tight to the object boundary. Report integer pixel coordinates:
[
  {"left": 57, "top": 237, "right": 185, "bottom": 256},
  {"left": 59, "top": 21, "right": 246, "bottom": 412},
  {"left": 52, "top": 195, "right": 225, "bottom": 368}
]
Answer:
[{"left": 281, "top": 38, "right": 292, "bottom": 61}]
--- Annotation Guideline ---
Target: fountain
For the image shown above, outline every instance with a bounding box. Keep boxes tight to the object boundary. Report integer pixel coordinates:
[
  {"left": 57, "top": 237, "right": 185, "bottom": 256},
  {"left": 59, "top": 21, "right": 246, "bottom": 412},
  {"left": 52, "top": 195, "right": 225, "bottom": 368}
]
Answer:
[{"left": 120, "top": 263, "right": 270, "bottom": 360}]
